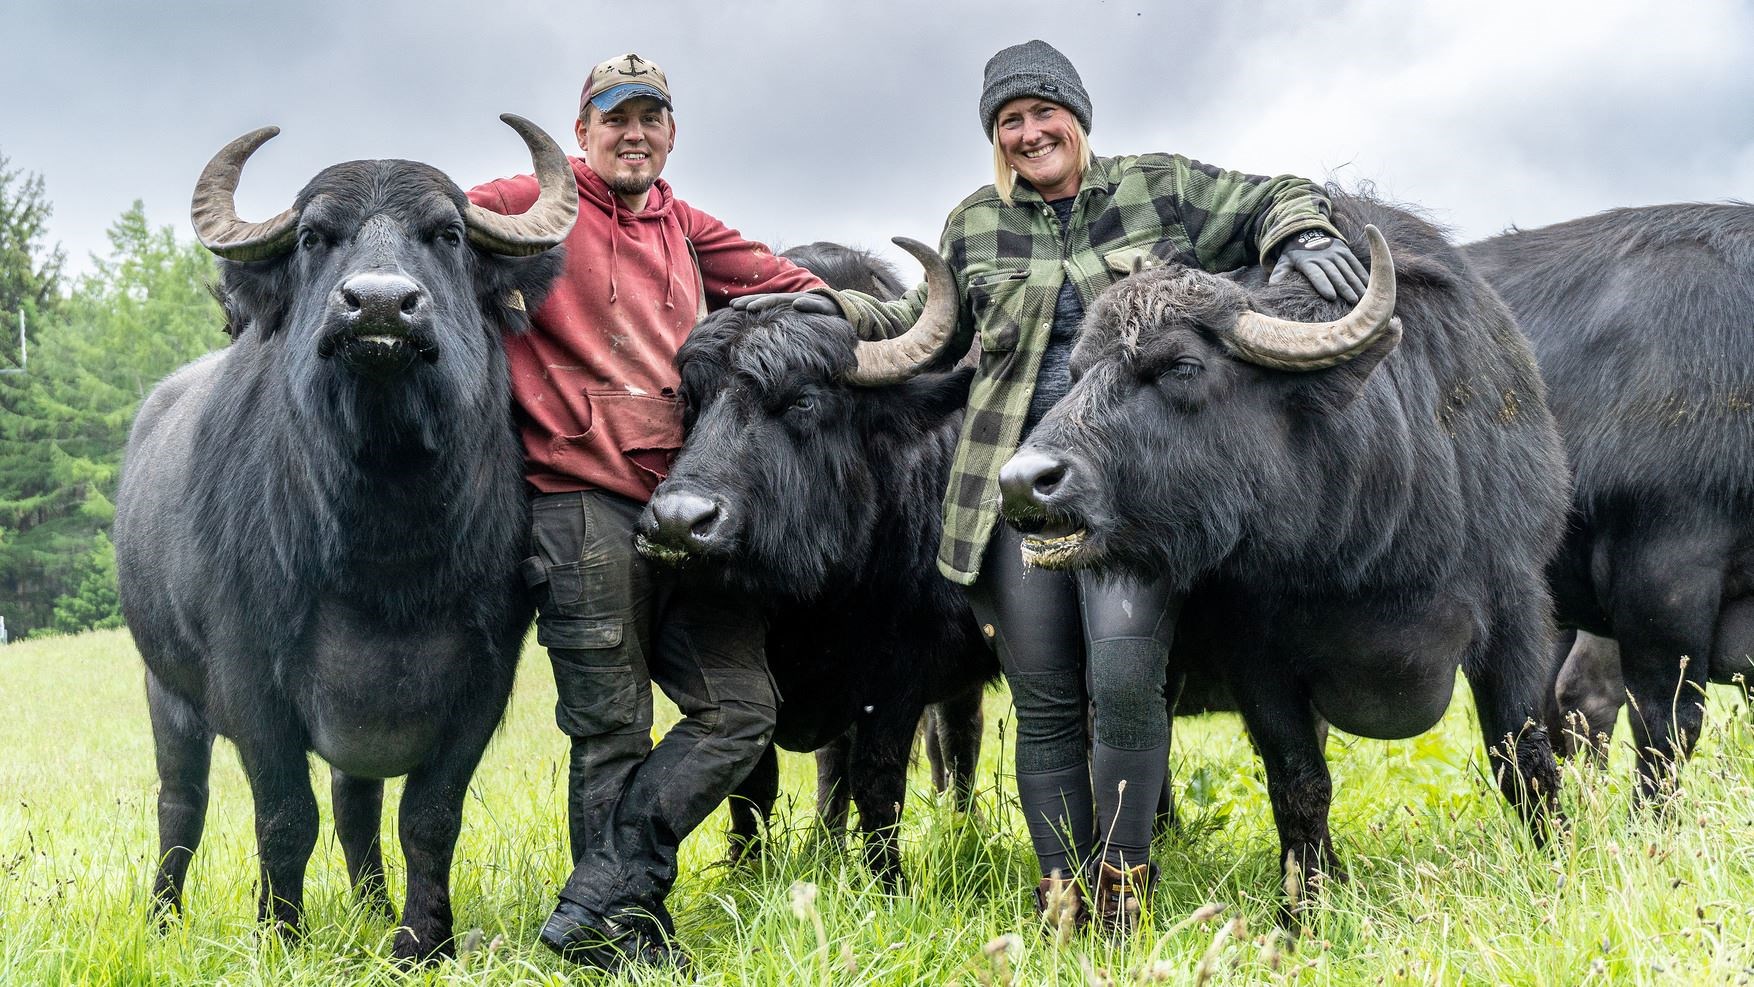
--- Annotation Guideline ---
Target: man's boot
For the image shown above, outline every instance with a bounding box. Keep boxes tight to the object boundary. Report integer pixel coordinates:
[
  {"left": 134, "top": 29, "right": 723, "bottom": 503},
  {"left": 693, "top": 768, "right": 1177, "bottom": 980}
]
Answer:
[{"left": 540, "top": 898, "right": 691, "bottom": 974}]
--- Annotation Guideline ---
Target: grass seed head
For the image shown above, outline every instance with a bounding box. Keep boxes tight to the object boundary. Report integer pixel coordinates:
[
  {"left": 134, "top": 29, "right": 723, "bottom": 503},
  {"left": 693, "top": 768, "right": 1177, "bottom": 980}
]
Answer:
[{"left": 788, "top": 880, "right": 819, "bottom": 922}]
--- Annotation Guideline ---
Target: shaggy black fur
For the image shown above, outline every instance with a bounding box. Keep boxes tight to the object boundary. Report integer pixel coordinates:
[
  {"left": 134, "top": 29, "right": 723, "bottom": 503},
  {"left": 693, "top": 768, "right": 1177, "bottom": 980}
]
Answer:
[
  {"left": 113, "top": 158, "right": 561, "bottom": 961},
  {"left": 781, "top": 241, "right": 908, "bottom": 300},
  {"left": 1006, "top": 194, "right": 1569, "bottom": 915},
  {"left": 637, "top": 245, "right": 997, "bottom": 882},
  {"left": 1467, "top": 203, "right": 1754, "bottom": 794}
]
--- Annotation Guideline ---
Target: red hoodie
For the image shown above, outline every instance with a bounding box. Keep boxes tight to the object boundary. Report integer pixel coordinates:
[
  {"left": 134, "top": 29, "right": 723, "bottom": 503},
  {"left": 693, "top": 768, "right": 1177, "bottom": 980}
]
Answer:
[{"left": 469, "top": 159, "right": 822, "bottom": 500}]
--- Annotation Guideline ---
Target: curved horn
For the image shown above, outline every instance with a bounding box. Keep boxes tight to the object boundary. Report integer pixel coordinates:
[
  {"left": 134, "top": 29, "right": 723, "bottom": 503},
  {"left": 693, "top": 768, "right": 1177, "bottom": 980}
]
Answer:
[
  {"left": 845, "top": 237, "right": 960, "bottom": 386},
  {"left": 464, "top": 113, "right": 580, "bottom": 256},
  {"left": 1227, "top": 224, "right": 1398, "bottom": 371},
  {"left": 190, "top": 127, "right": 299, "bottom": 262}
]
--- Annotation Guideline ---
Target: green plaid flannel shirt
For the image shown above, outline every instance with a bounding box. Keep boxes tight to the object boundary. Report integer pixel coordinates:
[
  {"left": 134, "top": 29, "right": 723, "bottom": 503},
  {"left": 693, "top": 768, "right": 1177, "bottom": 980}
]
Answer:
[{"left": 826, "top": 153, "right": 1340, "bottom": 585}]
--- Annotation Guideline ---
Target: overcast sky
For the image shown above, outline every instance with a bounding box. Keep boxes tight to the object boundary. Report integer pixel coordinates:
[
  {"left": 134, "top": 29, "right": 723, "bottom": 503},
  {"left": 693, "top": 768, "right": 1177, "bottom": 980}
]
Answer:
[{"left": 4, "top": 0, "right": 1750, "bottom": 284}]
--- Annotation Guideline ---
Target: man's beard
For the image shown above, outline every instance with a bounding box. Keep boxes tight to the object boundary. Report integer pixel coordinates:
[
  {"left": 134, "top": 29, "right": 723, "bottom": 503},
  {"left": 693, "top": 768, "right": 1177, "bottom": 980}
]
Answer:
[{"left": 606, "top": 174, "right": 656, "bottom": 197}]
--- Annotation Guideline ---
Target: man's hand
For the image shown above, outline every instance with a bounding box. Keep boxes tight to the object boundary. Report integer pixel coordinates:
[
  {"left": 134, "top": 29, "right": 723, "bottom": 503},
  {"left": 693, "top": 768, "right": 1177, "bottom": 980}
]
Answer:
[
  {"left": 1269, "top": 231, "right": 1367, "bottom": 304},
  {"left": 729, "top": 292, "right": 840, "bottom": 316}
]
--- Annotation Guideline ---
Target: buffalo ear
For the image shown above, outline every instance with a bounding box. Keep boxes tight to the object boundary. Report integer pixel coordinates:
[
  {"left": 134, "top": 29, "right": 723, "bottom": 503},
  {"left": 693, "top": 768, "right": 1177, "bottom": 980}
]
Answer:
[
  {"left": 476, "top": 247, "right": 566, "bottom": 334},
  {"left": 1291, "top": 318, "right": 1402, "bottom": 415},
  {"left": 900, "top": 366, "right": 975, "bottom": 423},
  {"left": 216, "top": 260, "right": 291, "bottom": 339}
]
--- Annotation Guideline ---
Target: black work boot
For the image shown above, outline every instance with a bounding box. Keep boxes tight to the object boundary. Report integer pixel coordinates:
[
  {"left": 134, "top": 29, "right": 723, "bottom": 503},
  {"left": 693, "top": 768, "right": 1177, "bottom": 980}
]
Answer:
[{"left": 539, "top": 898, "right": 691, "bottom": 974}]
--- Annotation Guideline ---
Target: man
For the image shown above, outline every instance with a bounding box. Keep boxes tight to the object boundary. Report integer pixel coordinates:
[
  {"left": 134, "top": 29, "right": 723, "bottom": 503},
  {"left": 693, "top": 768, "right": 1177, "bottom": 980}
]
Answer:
[{"left": 469, "top": 53, "right": 824, "bottom": 971}]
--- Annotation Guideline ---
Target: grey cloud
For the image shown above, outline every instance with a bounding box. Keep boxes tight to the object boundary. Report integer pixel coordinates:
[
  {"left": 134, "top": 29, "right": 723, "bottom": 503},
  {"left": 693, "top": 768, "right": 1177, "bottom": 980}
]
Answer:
[{"left": 3, "top": 0, "right": 1749, "bottom": 282}]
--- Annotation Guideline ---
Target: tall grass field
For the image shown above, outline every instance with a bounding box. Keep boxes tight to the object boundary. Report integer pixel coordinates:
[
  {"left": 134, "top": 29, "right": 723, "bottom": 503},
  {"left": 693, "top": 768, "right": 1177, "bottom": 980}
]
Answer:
[{"left": 2, "top": 628, "right": 1751, "bottom": 985}]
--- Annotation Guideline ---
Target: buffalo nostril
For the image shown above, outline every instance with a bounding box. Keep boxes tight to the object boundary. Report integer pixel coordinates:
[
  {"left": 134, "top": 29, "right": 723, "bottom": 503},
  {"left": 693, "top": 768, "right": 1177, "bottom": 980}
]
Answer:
[
  {"left": 339, "top": 273, "right": 423, "bottom": 326},
  {"left": 999, "top": 449, "right": 1071, "bottom": 511},
  {"left": 652, "top": 492, "right": 721, "bottom": 545},
  {"left": 1033, "top": 464, "right": 1066, "bottom": 498}
]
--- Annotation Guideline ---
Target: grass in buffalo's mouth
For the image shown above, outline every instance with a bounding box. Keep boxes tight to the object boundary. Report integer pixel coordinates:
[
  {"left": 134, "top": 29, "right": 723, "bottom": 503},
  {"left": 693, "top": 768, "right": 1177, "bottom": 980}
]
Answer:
[
  {"left": 6, "top": 628, "right": 1754, "bottom": 985},
  {"left": 1020, "top": 526, "right": 1088, "bottom": 569},
  {"left": 633, "top": 532, "right": 693, "bottom": 567}
]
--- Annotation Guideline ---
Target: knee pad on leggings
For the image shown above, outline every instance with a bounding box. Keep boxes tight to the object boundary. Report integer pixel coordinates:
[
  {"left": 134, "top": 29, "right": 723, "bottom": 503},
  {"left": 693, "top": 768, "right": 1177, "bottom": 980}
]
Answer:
[
  {"left": 1008, "top": 669, "right": 1087, "bottom": 774},
  {"left": 1088, "top": 638, "right": 1169, "bottom": 751}
]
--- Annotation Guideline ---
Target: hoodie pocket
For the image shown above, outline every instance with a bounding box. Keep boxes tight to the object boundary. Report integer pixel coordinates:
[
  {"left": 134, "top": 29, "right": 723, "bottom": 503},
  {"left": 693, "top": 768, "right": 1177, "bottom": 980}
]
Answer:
[{"left": 583, "top": 390, "right": 685, "bottom": 483}]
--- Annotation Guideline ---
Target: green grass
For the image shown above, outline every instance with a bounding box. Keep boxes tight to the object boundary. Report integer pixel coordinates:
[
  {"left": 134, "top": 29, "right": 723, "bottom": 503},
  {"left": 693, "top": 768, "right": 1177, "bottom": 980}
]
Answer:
[{"left": 3, "top": 628, "right": 1752, "bottom": 985}]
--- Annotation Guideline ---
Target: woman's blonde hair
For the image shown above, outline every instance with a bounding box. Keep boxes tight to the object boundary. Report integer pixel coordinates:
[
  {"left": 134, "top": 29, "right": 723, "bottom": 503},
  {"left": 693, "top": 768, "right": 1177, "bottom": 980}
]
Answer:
[{"left": 992, "top": 114, "right": 1091, "bottom": 206}]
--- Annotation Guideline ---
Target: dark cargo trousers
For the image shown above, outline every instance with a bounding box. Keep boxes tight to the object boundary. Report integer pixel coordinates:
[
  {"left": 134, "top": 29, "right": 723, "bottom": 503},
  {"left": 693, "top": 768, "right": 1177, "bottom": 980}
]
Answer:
[{"left": 528, "top": 490, "right": 776, "bottom": 925}]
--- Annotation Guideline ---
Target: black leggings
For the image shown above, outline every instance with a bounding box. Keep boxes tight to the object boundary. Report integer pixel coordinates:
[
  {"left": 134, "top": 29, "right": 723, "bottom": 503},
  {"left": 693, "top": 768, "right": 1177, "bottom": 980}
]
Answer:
[{"left": 966, "top": 524, "right": 1177, "bottom": 875}]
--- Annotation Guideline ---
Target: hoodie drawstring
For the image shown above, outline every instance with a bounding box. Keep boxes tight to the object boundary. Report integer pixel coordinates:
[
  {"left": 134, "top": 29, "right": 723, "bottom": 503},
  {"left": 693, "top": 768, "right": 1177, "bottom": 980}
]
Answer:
[
  {"left": 606, "top": 197, "right": 620, "bottom": 304},
  {"left": 659, "top": 229, "right": 676, "bottom": 310}
]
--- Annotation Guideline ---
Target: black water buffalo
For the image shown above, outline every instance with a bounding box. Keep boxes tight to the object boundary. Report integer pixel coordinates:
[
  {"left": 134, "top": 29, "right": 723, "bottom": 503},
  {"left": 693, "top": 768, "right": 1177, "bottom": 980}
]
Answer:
[
  {"left": 1467, "top": 203, "right": 1754, "bottom": 793},
  {"left": 113, "top": 116, "right": 575, "bottom": 961},
  {"left": 635, "top": 239, "right": 997, "bottom": 882},
  {"left": 997, "top": 197, "right": 1568, "bottom": 911}
]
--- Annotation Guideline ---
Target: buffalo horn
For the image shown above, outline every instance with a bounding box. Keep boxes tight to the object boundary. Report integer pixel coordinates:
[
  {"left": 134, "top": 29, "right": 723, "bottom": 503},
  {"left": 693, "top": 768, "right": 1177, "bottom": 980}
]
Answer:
[
  {"left": 190, "top": 127, "right": 299, "bottom": 262},
  {"left": 1227, "top": 224, "right": 1397, "bottom": 371},
  {"left": 846, "top": 237, "right": 959, "bottom": 386},
  {"left": 464, "top": 114, "right": 579, "bottom": 256}
]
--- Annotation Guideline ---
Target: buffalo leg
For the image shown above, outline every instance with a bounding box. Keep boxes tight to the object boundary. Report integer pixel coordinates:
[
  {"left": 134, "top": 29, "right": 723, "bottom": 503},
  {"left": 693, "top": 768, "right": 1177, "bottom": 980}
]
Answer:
[
  {"left": 146, "top": 672, "right": 213, "bottom": 921},
  {"left": 929, "top": 685, "right": 985, "bottom": 811},
  {"left": 331, "top": 769, "right": 394, "bottom": 919},
  {"left": 1541, "top": 630, "right": 1581, "bottom": 756},
  {"left": 1233, "top": 671, "right": 1340, "bottom": 925},
  {"left": 727, "top": 742, "right": 778, "bottom": 865},
  {"left": 1466, "top": 605, "right": 1563, "bottom": 840},
  {"left": 392, "top": 673, "right": 512, "bottom": 963},
  {"left": 1612, "top": 534, "right": 1725, "bottom": 802},
  {"left": 233, "top": 725, "right": 321, "bottom": 937},
  {"left": 921, "top": 707, "right": 948, "bottom": 793},
  {"left": 850, "top": 708, "right": 917, "bottom": 889},
  {"left": 814, "top": 731, "right": 853, "bottom": 847},
  {"left": 1549, "top": 632, "right": 1625, "bottom": 762}
]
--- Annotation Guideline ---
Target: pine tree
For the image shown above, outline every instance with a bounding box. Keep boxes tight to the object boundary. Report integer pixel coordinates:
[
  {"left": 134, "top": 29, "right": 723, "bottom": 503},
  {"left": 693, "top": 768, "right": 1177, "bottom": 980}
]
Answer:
[{"left": 0, "top": 195, "right": 222, "bottom": 637}]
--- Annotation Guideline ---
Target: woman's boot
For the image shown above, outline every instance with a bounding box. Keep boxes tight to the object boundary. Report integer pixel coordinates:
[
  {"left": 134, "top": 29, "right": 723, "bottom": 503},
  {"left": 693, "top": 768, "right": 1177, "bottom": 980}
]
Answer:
[
  {"left": 1092, "top": 860, "right": 1156, "bottom": 935},
  {"left": 1033, "top": 870, "right": 1086, "bottom": 942}
]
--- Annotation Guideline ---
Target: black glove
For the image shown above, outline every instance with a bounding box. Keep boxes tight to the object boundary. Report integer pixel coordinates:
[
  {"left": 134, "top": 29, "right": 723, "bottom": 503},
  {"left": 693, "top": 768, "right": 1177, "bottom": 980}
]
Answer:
[
  {"left": 728, "top": 291, "right": 841, "bottom": 316},
  {"left": 1269, "top": 229, "right": 1367, "bottom": 304}
]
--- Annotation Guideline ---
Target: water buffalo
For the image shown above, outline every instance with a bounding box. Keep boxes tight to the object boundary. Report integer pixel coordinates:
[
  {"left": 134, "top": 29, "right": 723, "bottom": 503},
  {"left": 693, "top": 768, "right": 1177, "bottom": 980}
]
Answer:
[
  {"left": 635, "top": 239, "right": 997, "bottom": 883},
  {"left": 1467, "top": 203, "right": 1754, "bottom": 793},
  {"left": 996, "top": 196, "right": 1568, "bottom": 913},
  {"left": 113, "top": 116, "right": 576, "bottom": 961}
]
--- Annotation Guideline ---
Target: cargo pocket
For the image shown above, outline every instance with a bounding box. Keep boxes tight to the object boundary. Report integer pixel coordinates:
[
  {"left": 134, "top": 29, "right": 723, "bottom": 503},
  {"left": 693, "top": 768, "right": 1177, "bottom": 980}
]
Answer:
[
  {"left": 700, "top": 667, "right": 781, "bottom": 750},
  {"left": 544, "top": 618, "right": 644, "bottom": 737}
]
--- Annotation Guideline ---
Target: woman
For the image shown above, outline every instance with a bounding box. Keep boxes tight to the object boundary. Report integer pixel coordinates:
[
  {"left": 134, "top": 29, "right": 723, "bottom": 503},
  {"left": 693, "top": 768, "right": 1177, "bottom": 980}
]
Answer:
[{"left": 737, "top": 39, "right": 1366, "bottom": 933}]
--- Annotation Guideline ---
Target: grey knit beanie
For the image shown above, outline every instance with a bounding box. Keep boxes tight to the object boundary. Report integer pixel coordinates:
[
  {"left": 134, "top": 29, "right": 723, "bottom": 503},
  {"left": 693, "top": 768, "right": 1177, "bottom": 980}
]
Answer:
[{"left": 979, "top": 40, "right": 1092, "bottom": 141}]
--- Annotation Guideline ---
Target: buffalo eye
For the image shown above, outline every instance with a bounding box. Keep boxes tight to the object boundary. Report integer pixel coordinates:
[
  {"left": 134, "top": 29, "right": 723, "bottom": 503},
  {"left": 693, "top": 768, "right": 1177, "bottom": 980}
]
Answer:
[
  {"left": 1163, "top": 357, "right": 1203, "bottom": 382},
  {"left": 438, "top": 227, "right": 463, "bottom": 247},
  {"left": 790, "top": 394, "right": 815, "bottom": 413},
  {"left": 299, "top": 229, "right": 325, "bottom": 252}
]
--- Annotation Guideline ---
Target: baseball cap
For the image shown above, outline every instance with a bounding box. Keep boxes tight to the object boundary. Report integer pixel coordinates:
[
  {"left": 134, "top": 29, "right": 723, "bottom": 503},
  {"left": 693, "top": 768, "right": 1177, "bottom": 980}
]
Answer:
[{"left": 581, "top": 53, "right": 673, "bottom": 115}]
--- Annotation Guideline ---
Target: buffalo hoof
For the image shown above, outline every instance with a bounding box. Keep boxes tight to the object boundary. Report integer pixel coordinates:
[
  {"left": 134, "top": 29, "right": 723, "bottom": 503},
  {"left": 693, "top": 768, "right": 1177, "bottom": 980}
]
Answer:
[
  {"left": 1277, "top": 846, "right": 1348, "bottom": 931},
  {"left": 390, "top": 926, "right": 454, "bottom": 965},
  {"left": 354, "top": 882, "right": 398, "bottom": 923},
  {"left": 724, "top": 833, "right": 764, "bottom": 869},
  {"left": 148, "top": 893, "right": 183, "bottom": 933}
]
